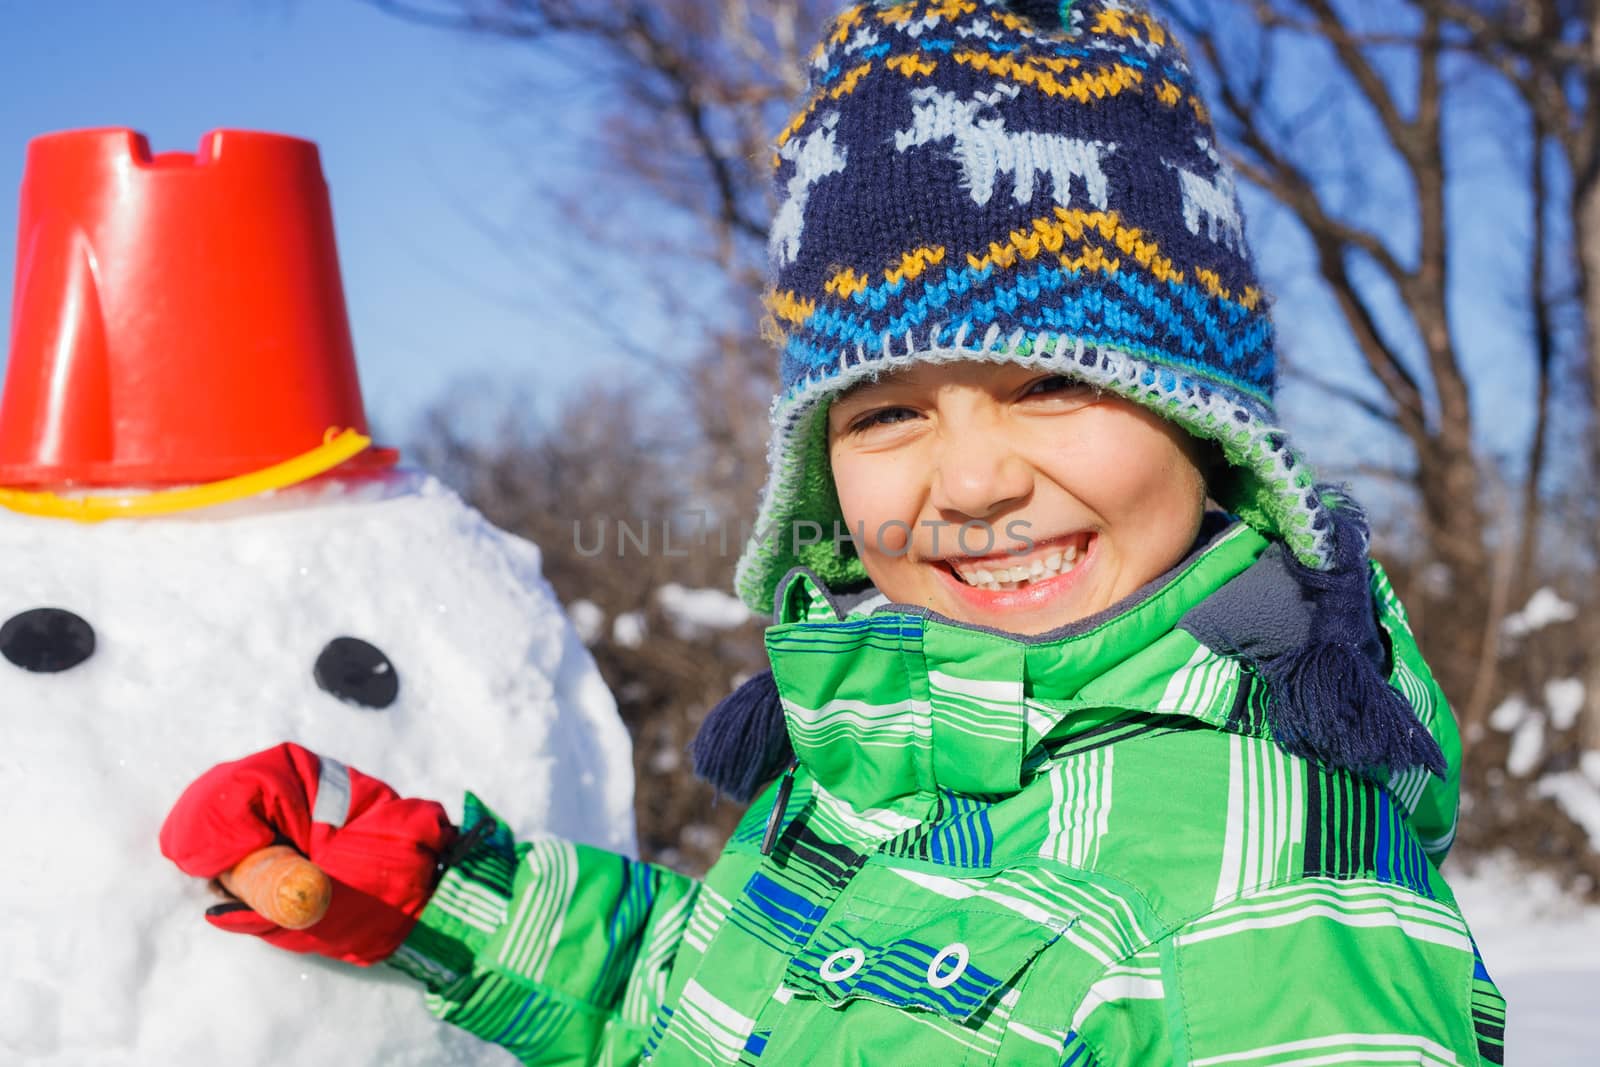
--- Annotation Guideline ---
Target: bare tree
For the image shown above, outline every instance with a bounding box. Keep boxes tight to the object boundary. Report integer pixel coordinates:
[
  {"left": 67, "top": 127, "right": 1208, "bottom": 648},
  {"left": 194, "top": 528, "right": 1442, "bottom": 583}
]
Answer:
[
  {"left": 1409, "top": 0, "right": 1600, "bottom": 751},
  {"left": 369, "top": 0, "right": 838, "bottom": 523},
  {"left": 1156, "top": 1, "right": 1600, "bottom": 744}
]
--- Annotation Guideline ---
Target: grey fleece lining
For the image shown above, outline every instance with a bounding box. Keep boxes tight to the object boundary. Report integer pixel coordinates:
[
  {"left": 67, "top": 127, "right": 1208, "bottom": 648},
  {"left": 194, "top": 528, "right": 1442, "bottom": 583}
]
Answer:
[{"left": 1178, "top": 541, "right": 1391, "bottom": 675}]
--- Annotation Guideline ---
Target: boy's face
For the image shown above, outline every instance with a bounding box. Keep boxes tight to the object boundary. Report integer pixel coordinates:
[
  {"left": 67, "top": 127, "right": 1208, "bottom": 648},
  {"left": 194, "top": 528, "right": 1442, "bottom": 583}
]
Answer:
[{"left": 827, "top": 361, "right": 1208, "bottom": 635}]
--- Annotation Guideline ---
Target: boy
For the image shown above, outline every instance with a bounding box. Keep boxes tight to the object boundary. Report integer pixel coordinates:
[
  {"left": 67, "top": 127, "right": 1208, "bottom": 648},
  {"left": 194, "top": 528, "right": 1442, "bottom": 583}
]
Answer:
[{"left": 162, "top": 1, "right": 1506, "bottom": 1062}]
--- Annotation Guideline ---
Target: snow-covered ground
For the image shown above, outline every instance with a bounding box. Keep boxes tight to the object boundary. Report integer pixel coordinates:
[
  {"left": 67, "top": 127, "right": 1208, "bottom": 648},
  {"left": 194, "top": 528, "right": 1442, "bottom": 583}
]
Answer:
[
  {"left": 1471, "top": 585, "right": 1600, "bottom": 1065},
  {"left": 1451, "top": 854, "right": 1600, "bottom": 1065}
]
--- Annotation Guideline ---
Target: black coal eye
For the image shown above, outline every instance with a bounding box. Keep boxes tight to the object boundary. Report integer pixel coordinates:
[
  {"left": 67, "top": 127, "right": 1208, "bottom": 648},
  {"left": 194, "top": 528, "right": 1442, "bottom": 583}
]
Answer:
[
  {"left": 1, "top": 608, "right": 96, "bottom": 673},
  {"left": 313, "top": 637, "right": 398, "bottom": 709}
]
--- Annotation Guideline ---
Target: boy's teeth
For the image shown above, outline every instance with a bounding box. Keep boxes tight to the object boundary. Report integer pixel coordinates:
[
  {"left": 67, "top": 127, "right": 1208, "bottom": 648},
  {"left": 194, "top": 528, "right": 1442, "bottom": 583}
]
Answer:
[{"left": 950, "top": 539, "right": 1083, "bottom": 590}]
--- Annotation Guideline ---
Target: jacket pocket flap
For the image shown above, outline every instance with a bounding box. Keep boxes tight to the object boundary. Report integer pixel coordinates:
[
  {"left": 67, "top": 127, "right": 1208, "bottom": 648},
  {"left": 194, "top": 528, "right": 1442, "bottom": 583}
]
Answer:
[{"left": 783, "top": 901, "right": 1070, "bottom": 1022}]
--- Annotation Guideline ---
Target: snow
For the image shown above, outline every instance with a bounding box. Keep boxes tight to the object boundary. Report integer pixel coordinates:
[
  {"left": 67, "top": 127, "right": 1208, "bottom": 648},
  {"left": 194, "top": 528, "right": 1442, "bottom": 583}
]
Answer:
[
  {"left": 1418, "top": 561, "right": 1453, "bottom": 597},
  {"left": 1502, "top": 587, "right": 1578, "bottom": 639},
  {"left": 1507, "top": 715, "right": 1547, "bottom": 777},
  {"left": 1584, "top": 751, "right": 1600, "bottom": 787},
  {"left": 1489, "top": 695, "right": 1532, "bottom": 733},
  {"left": 0, "top": 471, "right": 636, "bottom": 1065},
  {"left": 1452, "top": 855, "right": 1600, "bottom": 1065},
  {"left": 1535, "top": 774, "right": 1600, "bottom": 853},
  {"left": 648, "top": 743, "right": 683, "bottom": 774},
  {"left": 568, "top": 598, "right": 604, "bottom": 646},
  {"left": 1544, "top": 679, "right": 1586, "bottom": 732},
  {"left": 655, "top": 583, "right": 753, "bottom": 639},
  {"left": 612, "top": 610, "right": 647, "bottom": 649}
]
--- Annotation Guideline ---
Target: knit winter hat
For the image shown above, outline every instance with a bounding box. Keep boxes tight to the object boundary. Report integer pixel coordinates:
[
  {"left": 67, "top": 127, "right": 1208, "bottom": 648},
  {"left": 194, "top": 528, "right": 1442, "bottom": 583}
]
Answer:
[{"left": 734, "top": 0, "right": 1337, "bottom": 615}]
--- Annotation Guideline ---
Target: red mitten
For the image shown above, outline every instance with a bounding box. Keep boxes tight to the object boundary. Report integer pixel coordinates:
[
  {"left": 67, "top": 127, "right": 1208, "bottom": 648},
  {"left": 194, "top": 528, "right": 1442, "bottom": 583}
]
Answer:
[{"left": 160, "top": 742, "right": 456, "bottom": 965}]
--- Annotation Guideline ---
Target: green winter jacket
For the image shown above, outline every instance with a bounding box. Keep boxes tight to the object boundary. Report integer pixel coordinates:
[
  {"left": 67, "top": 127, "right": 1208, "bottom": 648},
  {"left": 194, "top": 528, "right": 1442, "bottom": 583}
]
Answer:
[{"left": 389, "top": 522, "right": 1506, "bottom": 1065}]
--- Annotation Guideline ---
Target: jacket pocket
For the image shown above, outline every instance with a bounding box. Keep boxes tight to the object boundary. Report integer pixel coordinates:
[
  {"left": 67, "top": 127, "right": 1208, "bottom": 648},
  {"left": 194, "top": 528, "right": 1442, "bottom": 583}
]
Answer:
[{"left": 781, "top": 879, "right": 1073, "bottom": 1024}]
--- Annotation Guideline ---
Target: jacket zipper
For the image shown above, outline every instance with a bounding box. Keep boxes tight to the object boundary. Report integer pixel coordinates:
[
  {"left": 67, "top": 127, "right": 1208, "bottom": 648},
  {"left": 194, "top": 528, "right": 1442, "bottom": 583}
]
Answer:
[{"left": 760, "top": 758, "right": 801, "bottom": 856}]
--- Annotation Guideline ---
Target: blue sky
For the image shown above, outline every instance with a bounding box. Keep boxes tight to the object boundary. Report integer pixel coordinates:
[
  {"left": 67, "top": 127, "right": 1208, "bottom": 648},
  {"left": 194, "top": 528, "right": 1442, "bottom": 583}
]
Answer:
[{"left": 0, "top": 0, "right": 634, "bottom": 445}]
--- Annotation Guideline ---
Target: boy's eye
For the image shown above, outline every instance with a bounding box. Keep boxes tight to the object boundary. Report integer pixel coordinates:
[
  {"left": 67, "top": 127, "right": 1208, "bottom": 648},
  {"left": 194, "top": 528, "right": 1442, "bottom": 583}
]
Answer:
[
  {"left": 1022, "top": 374, "right": 1098, "bottom": 405},
  {"left": 848, "top": 406, "right": 920, "bottom": 433}
]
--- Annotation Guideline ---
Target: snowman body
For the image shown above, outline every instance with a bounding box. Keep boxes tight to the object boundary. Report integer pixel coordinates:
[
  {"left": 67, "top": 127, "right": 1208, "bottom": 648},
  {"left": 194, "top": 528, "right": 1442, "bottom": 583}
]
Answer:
[{"left": 0, "top": 472, "right": 635, "bottom": 1065}]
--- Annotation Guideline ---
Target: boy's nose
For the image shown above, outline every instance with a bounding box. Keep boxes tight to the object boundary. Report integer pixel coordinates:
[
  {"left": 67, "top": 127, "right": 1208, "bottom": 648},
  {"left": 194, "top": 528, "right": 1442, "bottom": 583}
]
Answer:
[{"left": 928, "top": 429, "right": 1033, "bottom": 519}]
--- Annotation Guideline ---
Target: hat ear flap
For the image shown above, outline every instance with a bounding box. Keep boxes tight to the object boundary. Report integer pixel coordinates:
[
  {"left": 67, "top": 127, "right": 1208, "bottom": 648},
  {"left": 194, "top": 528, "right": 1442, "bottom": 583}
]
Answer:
[{"left": 689, "top": 670, "right": 793, "bottom": 803}]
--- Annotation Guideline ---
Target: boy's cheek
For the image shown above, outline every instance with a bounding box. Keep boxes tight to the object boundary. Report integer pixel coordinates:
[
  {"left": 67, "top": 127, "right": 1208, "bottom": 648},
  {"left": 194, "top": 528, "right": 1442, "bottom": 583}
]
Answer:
[{"left": 832, "top": 470, "right": 914, "bottom": 554}]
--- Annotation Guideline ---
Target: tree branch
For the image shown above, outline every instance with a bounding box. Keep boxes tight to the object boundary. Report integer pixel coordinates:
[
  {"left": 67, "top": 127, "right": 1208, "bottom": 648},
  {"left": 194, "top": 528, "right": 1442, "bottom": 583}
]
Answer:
[
  {"left": 1282, "top": 361, "right": 1401, "bottom": 424},
  {"left": 1225, "top": 148, "right": 1418, "bottom": 329},
  {"left": 1190, "top": 20, "right": 1415, "bottom": 289},
  {"left": 1293, "top": 0, "right": 1422, "bottom": 161},
  {"left": 639, "top": 21, "right": 770, "bottom": 243}
]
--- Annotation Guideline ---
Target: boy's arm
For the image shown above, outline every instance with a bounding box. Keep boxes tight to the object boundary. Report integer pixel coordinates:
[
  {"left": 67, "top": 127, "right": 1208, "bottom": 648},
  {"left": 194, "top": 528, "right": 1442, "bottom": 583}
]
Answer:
[
  {"left": 387, "top": 792, "right": 700, "bottom": 1067},
  {"left": 1071, "top": 877, "right": 1504, "bottom": 1067}
]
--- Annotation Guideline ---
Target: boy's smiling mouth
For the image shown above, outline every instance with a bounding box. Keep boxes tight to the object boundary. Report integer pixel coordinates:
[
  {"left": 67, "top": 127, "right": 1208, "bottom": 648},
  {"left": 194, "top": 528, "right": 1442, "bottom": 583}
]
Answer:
[
  {"left": 944, "top": 530, "right": 1091, "bottom": 590},
  {"left": 936, "top": 531, "right": 1096, "bottom": 593}
]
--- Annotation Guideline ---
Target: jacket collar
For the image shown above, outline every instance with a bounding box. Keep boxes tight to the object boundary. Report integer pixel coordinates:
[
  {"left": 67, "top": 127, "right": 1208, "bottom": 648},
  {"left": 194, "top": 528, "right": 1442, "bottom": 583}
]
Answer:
[{"left": 764, "top": 521, "right": 1269, "bottom": 814}]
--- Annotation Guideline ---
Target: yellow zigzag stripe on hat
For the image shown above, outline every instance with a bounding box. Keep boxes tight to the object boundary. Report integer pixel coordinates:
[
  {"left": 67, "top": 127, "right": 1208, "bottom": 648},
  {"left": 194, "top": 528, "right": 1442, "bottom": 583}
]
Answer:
[
  {"left": 828, "top": 3, "right": 868, "bottom": 40},
  {"left": 886, "top": 53, "right": 939, "bottom": 77},
  {"left": 824, "top": 246, "right": 949, "bottom": 300},
  {"left": 1089, "top": 4, "right": 1168, "bottom": 45},
  {"left": 800, "top": 36, "right": 1204, "bottom": 120},
  {"left": 791, "top": 5, "right": 1204, "bottom": 148},
  {"left": 766, "top": 208, "right": 1265, "bottom": 324},
  {"left": 775, "top": 62, "right": 876, "bottom": 151},
  {"left": 769, "top": 290, "right": 818, "bottom": 326},
  {"left": 985, "top": 209, "right": 1261, "bottom": 307},
  {"left": 953, "top": 49, "right": 1207, "bottom": 119},
  {"left": 967, "top": 208, "right": 1181, "bottom": 277}
]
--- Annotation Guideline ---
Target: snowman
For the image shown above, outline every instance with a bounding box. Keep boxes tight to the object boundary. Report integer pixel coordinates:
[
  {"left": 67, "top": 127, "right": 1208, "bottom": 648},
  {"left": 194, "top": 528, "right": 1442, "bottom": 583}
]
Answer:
[{"left": 0, "top": 128, "right": 635, "bottom": 1065}]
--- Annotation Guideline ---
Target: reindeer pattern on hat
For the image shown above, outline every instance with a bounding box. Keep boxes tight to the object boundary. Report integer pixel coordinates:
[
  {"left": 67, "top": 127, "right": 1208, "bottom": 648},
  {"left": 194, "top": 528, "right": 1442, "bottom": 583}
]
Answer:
[
  {"left": 893, "top": 82, "right": 1115, "bottom": 209},
  {"left": 770, "top": 113, "right": 850, "bottom": 268}
]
